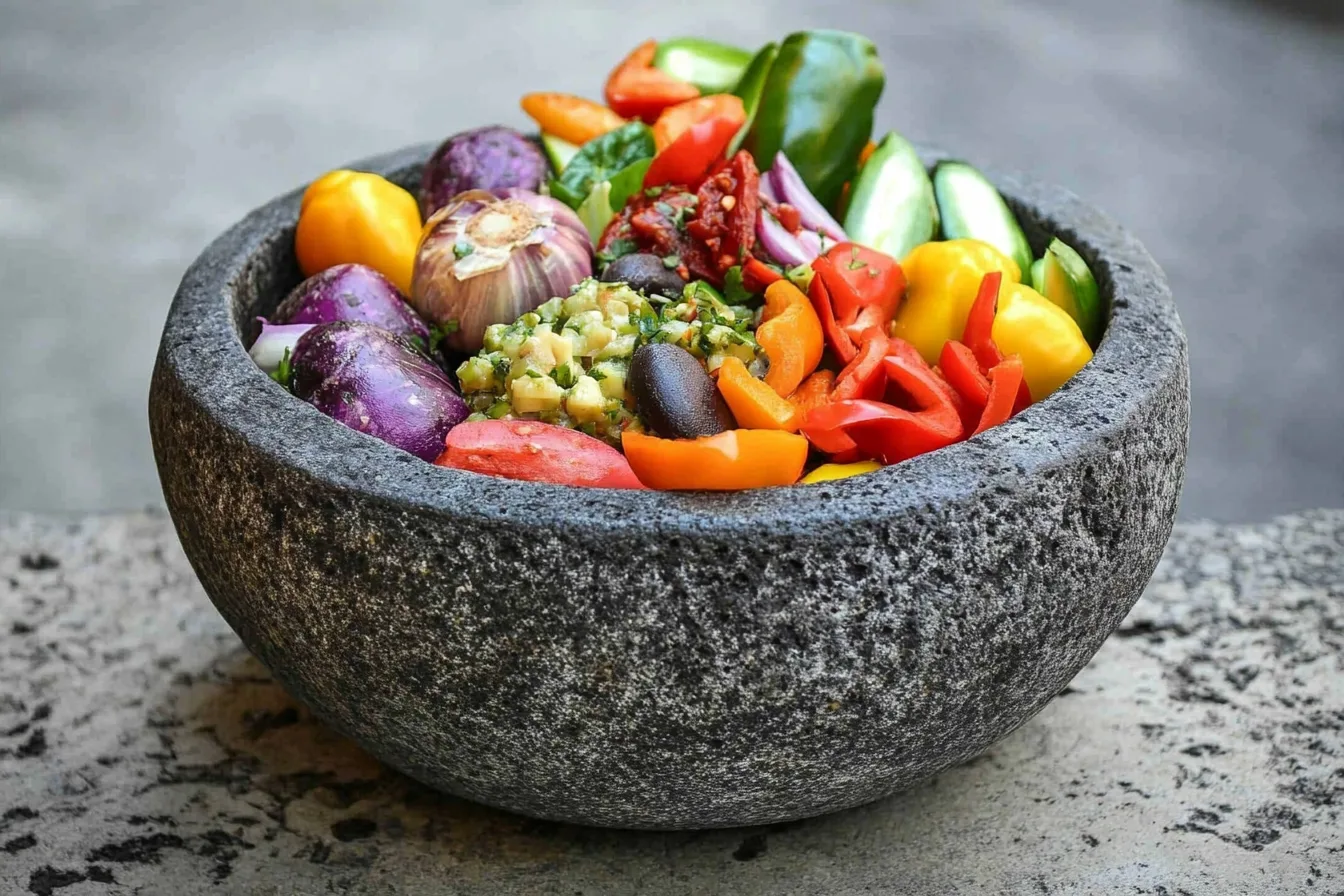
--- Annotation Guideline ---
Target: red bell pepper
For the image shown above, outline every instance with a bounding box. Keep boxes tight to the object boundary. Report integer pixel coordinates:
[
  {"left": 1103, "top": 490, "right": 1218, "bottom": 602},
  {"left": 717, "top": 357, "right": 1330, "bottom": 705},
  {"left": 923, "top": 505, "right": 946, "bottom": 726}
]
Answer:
[
  {"left": 963, "top": 271, "right": 1032, "bottom": 413},
  {"left": 831, "top": 330, "right": 889, "bottom": 402},
  {"left": 802, "top": 336, "right": 965, "bottom": 465},
  {"left": 743, "top": 256, "right": 784, "bottom": 293},
  {"left": 605, "top": 40, "right": 700, "bottom": 124},
  {"left": 643, "top": 114, "right": 743, "bottom": 188},
  {"left": 974, "top": 357, "right": 1026, "bottom": 436},
  {"left": 939, "top": 340, "right": 990, "bottom": 407},
  {"left": 808, "top": 244, "right": 905, "bottom": 363}
]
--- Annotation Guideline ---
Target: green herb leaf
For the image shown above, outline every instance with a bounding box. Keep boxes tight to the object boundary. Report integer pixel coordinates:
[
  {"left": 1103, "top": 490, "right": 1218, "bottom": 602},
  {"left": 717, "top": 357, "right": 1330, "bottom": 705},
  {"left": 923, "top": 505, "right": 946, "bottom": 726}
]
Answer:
[
  {"left": 269, "top": 347, "right": 293, "bottom": 389},
  {"left": 453, "top": 241, "right": 475, "bottom": 260},
  {"left": 596, "top": 238, "right": 638, "bottom": 268},
  {"left": 554, "top": 122, "right": 656, "bottom": 211},
  {"left": 722, "top": 265, "right": 755, "bottom": 304},
  {"left": 606, "top": 158, "right": 653, "bottom": 212},
  {"left": 662, "top": 254, "right": 681, "bottom": 269}
]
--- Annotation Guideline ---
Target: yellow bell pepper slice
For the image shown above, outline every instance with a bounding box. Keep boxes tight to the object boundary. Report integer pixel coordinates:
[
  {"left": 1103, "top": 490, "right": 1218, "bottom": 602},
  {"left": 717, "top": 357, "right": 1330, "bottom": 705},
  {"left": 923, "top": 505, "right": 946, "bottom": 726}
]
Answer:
[{"left": 891, "top": 239, "right": 1021, "bottom": 365}]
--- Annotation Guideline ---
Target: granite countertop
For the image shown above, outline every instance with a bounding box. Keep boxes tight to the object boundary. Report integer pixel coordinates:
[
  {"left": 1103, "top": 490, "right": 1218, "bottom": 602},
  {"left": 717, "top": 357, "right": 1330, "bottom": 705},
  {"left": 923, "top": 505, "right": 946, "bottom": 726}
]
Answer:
[{"left": 1, "top": 511, "right": 1341, "bottom": 895}]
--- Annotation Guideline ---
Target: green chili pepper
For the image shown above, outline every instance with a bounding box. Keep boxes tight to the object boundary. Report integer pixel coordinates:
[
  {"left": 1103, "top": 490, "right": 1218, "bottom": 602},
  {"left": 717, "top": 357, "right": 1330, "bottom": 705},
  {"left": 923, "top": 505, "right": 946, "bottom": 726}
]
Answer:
[
  {"left": 653, "top": 37, "right": 754, "bottom": 95},
  {"left": 744, "top": 30, "right": 884, "bottom": 210},
  {"left": 727, "top": 42, "right": 778, "bottom": 156}
]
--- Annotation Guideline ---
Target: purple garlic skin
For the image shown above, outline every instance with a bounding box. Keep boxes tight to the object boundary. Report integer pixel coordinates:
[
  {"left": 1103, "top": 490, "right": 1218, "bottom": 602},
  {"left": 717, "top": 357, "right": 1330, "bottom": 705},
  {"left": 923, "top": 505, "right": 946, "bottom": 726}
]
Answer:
[
  {"left": 274, "top": 263, "right": 432, "bottom": 347},
  {"left": 290, "top": 321, "right": 468, "bottom": 462},
  {"left": 420, "top": 126, "right": 548, "bottom": 217}
]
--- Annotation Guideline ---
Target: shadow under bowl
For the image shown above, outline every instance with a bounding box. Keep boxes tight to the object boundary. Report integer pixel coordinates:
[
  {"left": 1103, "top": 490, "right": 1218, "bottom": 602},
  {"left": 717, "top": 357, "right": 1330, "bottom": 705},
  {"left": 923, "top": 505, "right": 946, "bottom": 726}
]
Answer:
[{"left": 149, "top": 141, "right": 1189, "bottom": 830}]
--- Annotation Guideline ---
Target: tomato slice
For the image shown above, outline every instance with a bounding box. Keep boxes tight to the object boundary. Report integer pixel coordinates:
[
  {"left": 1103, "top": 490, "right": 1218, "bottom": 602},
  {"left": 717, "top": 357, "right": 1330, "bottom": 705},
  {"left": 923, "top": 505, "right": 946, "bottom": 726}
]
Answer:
[
  {"left": 643, "top": 115, "right": 742, "bottom": 188},
  {"left": 435, "top": 420, "right": 645, "bottom": 489}
]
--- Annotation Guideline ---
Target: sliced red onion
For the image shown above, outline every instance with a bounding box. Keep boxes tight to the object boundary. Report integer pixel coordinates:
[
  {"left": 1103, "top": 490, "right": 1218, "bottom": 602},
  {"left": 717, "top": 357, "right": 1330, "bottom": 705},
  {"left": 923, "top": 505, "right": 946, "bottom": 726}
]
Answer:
[
  {"left": 756, "top": 211, "right": 813, "bottom": 268},
  {"left": 797, "top": 229, "right": 825, "bottom": 258},
  {"left": 249, "top": 319, "right": 314, "bottom": 373},
  {"left": 768, "top": 152, "right": 847, "bottom": 242},
  {"left": 759, "top": 174, "right": 779, "bottom": 204}
]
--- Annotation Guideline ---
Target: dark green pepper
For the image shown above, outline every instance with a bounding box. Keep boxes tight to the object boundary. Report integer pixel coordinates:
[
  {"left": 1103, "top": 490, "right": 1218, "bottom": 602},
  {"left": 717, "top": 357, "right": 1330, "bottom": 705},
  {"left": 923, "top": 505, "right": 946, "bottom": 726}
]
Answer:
[
  {"left": 727, "top": 42, "right": 778, "bottom": 155},
  {"left": 653, "top": 38, "right": 754, "bottom": 95},
  {"left": 744, "top": 30, "right": 884, "bottom": 210}
]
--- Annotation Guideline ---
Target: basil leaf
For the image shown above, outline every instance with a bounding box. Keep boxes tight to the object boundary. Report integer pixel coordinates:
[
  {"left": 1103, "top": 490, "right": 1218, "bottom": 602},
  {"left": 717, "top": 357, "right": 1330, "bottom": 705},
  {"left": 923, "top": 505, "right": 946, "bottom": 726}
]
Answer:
[
  {"left": 606, "top": 158, "right": 653, "bottom": 211},
  {"left": 555, "top": 122, "right": 656, "bottom": 210}
]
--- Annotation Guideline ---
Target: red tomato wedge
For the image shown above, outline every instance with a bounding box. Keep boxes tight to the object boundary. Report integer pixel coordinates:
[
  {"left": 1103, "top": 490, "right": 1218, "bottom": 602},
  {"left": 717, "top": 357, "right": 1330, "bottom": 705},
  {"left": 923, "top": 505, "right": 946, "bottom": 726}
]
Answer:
[{"left": 436, "top": 420, "right": 646, "bottom": 489}]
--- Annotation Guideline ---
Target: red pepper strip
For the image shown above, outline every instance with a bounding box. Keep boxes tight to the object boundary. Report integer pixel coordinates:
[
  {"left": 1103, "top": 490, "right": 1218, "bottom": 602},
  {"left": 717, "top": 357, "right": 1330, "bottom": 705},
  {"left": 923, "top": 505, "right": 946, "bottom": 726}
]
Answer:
[
  {"left": 807, "top": 263, "right": 858, "bottom": 363},
  {"left": 934, "top": 367, "right": 982, "bottom": 437},
  {"left": 743, "top": 256, "right": 784, "bottom": 293},
  {"left": 939, "top": 340, "right": 990, "bottom": 407},
  {"left": 605, "top": 40, "right": 700, "bottom": 124},
  {"left": 643, "top": 114, "right": 742, "bottom": 188},
  {"left": 962, "top": 270, "right": 1032, "bottom": 412},
  {"left": 974, "top": 357, "right": 1026, "bottom": 436},
  {"left": 831, "top": 330, "right": 889, "bottom": 402}
]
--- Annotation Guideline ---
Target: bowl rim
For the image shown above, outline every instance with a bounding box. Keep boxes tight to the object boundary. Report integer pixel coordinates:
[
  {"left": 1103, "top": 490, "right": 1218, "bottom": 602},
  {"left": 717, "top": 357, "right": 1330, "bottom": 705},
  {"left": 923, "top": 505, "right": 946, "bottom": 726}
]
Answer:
[{"left": 154, "top": 140, "right": 1184, "bottom": 537}]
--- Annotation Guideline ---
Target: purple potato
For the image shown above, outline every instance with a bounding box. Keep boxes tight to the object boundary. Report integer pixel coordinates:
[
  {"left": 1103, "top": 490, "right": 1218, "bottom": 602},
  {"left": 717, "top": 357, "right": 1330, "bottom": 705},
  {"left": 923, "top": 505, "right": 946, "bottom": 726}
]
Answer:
[
  {"left": 274, "top": 263, "right": 431, "bottom": 347},
  {"left": 290, "top": 322, "right": 468, "bottom": 462},
  {"left": 420, "top": 126, "right": 548, "bottom": 217}
]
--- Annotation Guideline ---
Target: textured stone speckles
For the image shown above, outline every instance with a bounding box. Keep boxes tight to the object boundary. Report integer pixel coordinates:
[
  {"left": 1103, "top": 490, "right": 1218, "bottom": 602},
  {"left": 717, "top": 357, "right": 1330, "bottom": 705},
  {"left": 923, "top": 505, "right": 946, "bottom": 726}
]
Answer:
[
  {"left": 2, "top": 512, "right": 1341, "bottom": 893},
  {"left": 147, "top": 144, "right": 1189, "bottom": 829}
]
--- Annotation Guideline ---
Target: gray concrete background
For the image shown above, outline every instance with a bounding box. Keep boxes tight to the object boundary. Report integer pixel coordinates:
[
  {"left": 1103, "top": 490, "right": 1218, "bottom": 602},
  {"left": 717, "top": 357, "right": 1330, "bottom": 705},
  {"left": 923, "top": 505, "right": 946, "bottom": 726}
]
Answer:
[{"left": 1, "top": 0, "right": 1341, "bottom": 519}]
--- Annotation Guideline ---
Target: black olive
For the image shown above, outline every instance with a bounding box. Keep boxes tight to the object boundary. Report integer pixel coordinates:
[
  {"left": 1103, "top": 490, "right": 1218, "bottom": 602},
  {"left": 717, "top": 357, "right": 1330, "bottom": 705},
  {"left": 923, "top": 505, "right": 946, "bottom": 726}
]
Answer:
[
  {"left": 600, "top": 253, "right": 688, "bottom": 299},
  {"left": 629, "top": 344, "right": 736, "bottom": 440}
]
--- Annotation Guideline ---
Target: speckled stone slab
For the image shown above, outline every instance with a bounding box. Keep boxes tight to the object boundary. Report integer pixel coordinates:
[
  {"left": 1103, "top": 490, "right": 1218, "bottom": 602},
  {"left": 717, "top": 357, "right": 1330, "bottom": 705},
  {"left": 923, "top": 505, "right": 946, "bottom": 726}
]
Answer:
[{"left": 2, "top": 511, "right": 1340, "bottom": 894}]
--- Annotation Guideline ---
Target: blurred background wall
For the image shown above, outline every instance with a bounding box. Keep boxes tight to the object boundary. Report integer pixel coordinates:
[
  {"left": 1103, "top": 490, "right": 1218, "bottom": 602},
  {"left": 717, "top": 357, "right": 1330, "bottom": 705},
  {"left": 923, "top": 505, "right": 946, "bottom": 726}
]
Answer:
[{"left": 1, "top": 0, "right": 1340, "bottom": 519}]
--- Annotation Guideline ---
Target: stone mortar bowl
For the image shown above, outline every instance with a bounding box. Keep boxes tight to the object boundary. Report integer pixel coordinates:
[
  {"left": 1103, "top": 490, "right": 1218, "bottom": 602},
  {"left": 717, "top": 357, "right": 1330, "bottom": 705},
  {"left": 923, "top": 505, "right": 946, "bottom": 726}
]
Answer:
[{"left": 149, "top": 141, "right": 1188, "bottom": 830}]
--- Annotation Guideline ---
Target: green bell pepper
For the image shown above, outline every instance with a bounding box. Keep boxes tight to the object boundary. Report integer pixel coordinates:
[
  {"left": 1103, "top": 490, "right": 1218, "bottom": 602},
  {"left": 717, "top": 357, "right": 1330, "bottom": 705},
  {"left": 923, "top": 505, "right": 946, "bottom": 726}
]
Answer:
[
  {"left": 653, "top": 37, "right": 754, "bottom": 95},
  {"left": 727, "top": 41, "right": 778, "bottom": 156},
  {"left": 743, "top": 30, "right": 884, "bottom": 210}
]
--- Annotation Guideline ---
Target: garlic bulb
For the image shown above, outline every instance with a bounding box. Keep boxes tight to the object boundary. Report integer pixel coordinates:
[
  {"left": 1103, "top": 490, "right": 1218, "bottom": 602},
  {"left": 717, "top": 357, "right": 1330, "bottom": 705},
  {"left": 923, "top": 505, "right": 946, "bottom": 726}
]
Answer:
[{"left": 410, "top": 189, "right": 592, "bottom": 352}]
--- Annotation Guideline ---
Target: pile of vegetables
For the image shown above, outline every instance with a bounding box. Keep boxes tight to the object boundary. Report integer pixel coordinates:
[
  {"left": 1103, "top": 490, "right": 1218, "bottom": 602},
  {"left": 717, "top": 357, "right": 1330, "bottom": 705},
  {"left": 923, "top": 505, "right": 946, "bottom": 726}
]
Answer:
[{"left": 251, "top": 30, "right": 1103, "bottom": 491}]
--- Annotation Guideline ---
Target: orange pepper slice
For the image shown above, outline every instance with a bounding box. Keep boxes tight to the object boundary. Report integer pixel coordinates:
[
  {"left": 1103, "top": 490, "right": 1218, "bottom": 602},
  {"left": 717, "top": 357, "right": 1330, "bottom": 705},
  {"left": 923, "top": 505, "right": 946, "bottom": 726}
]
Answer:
[
  {"left": 605, "top": 40, "right": 700, "bottom": 124},
  {"left": 621, "top": 429, "right": 808, "bottom": 491},
  {"left": 651, "top": 94, "right": 746, "bottom": 152},
  {"left": 520, "top": 93, "right": 626, "bottom": 147},
  {"left": 716, "top": 357, "right": 801, "bottom": 432},
  {"left": 757, "top": 281, "right": 824, "bottom": 397}
]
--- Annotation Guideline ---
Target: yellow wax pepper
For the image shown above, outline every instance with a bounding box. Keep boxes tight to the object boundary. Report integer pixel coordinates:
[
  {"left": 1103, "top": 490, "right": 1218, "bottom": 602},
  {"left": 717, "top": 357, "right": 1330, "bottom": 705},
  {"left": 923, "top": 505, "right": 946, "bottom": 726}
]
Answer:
[
  {"left": 892, "top": 239, "right": 1021, "bottom": 364},
  {"left": 892, "top": 238, "right": 1092, "bottom": 400},
  {"left": 294, "top": 170, "right": 422, "bottom": 294},
  {"left": 801, "top": 460, "right": 882, "bottom": 485}
]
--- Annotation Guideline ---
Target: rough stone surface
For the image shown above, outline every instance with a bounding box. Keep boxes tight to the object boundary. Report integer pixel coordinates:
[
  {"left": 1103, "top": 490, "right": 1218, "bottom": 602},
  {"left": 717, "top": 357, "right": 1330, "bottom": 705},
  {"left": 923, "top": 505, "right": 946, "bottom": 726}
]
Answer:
[
  {"left": 145, "top": 145, "right": 1189, "bottom": 828},
  {"left": 2, "top": 511, "right": 1341, "bottom": 893}
]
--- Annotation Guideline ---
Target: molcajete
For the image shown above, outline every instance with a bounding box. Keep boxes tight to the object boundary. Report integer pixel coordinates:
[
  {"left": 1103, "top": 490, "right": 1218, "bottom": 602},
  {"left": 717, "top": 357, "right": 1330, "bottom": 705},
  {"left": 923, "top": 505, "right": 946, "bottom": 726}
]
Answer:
[{"left": 148, "top": 141, "right": 1188, "bottom": 830}]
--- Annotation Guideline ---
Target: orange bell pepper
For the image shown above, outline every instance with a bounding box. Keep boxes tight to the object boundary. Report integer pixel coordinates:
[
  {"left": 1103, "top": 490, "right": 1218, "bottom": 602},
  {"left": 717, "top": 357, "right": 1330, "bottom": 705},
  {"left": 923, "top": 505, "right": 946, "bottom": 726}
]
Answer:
[
  {"left": 294, "top": 169, "right": 422, "bottom": 295},
  {"left": 621, "top": 430, "right": 808, "bottom": 490},
  {"left": 787, "top": 370, "right": 835, "bottom": 416},
  {"left": 757, "top": 280, "right": 824, "bottom": 397},
  {"left": 520, "top": 93, "right": 626, "bottom": 146},
  {"left": 605, "top": 40, "right": 700, "bottom": 124},
  {"left": 652, "top": 94, "right": 746, "bottom": 152},
  {"left": 716, "top": 357, "right": 801, "bottom": 432}
]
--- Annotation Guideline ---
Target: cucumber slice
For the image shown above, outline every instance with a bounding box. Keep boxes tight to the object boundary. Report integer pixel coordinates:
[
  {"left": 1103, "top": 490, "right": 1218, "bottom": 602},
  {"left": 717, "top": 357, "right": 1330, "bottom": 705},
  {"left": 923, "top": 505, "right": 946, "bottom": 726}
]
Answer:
[
  {"left": 933, "top": 161, "right": 1033, "bottom": 278},
  {"left": 842, "top": 131, "right": 938, "bottom": 263},
  {"left": 1030, "top": 257, "right": 1046, "bottom": 293},
  {"left": 540, "top": 133, "right": 580, "bottom": 174},
  {"left": 1042, "top": 238, "right": 1103, "bottom": 345},
  {"left": 653, "top": 38, "right": 754, "bottom": 95}
]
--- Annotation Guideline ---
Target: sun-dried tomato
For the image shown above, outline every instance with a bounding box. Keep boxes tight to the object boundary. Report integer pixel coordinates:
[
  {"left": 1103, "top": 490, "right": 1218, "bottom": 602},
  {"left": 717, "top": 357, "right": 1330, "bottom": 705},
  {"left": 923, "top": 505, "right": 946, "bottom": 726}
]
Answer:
[{"left": 596, "top": 150, "right": 759, "bottom": 287}]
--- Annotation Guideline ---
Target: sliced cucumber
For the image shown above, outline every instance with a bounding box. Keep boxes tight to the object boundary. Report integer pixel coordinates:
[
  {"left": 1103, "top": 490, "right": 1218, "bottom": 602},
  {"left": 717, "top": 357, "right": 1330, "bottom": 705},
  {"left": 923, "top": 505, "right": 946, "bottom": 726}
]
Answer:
[
  {"left": 1042, "top": 237, "right": 1103, "bottom": 345},
  {"left": 653, "top": 38, "right": 754, "bottom": 95},
  {"left": 932, "top": 160, "right": 1033, "bottom": 278},
  {"left": 1030, "top": 257, "right": 1046, "bottom": 293},
  {"left": 842, "top": 131, "right": 938, "bottom": 263},
  {"left": 540, "top": 133, "right": 580, "bottom": 174}
]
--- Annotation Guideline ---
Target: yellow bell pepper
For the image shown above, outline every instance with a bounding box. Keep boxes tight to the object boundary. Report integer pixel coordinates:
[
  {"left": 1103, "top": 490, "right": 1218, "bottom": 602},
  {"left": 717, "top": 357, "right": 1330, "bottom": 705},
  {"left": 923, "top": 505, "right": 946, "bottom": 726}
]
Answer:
[
  {"left": 801, "top": 460, "right": 882, "bottom": 484},
  {"left": 294, "top": 170, "right": 422, "bottom": 294},
  {"left": 891, "top": 239, "right": 1021, "bottom": 365},
  {"left": 991, "top": 282, "right": 1093, "bottom": 399}
]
